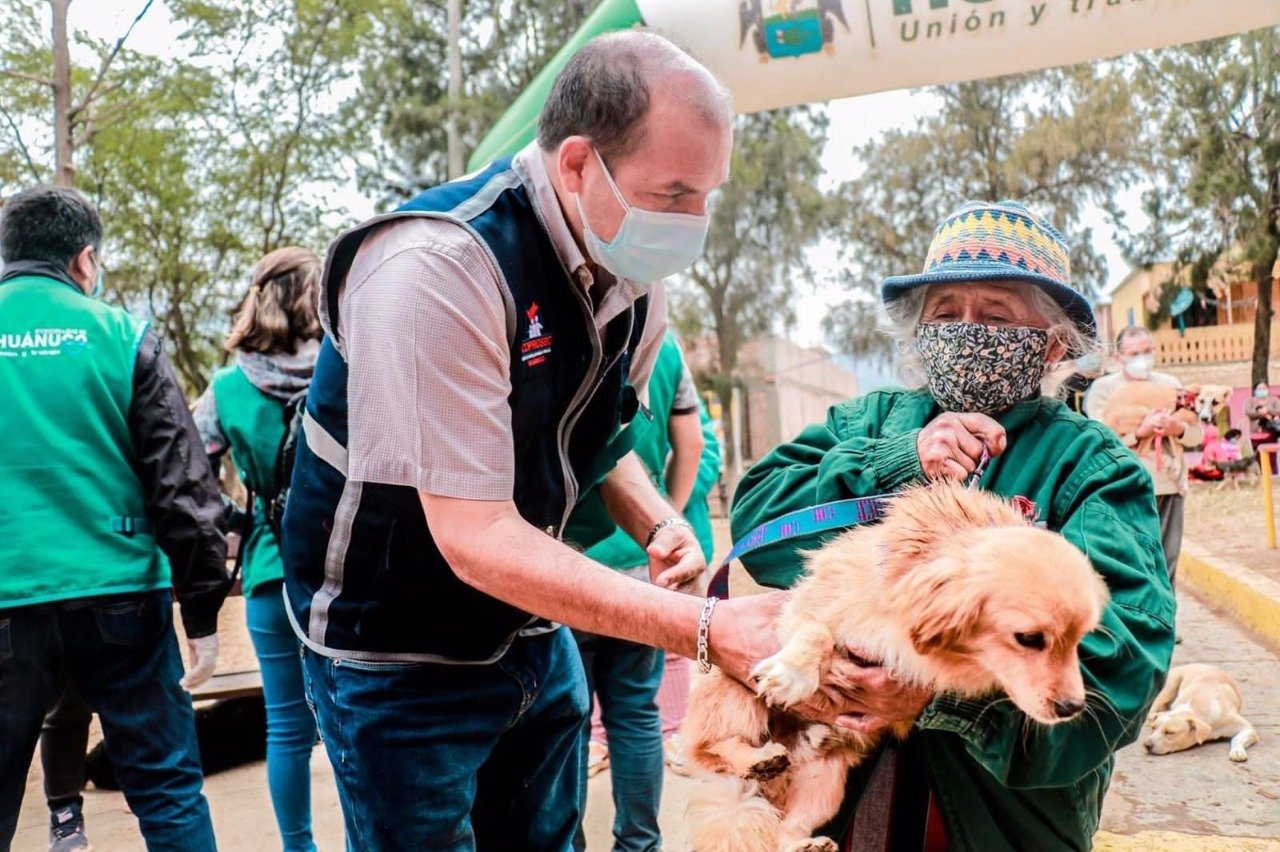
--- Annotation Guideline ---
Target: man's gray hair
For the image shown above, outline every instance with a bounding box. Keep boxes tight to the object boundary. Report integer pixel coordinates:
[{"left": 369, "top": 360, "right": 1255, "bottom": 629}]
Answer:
[
  {"left": 881, "top": 285, "right": 1100, "bottom": 397},
  {"left": 537, "top": 31, "right": 733, "bottom": 161},
  {"left": 1115, "top": 324, "right": 1153, "bottom": 350}
]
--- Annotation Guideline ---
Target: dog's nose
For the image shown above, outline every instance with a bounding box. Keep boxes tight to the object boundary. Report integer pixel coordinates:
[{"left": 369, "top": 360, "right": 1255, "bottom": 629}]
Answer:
[
  {"left": 1052, "top": 698, "right": 1086, "bottom": 719},
  {"left": 1143, "top": 740, "right": 1154, "bottom": 752}
]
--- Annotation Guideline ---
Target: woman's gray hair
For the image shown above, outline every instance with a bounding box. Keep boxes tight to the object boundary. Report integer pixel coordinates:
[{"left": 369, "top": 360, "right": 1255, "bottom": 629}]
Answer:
[{"left": 880, "top": 284, "right": 1100, "bottom": 398}]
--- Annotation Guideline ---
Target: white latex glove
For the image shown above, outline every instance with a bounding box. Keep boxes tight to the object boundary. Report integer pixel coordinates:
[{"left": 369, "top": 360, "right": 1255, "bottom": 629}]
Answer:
[{"left": 180, "top": 634, "right": 220, "bottom": 691}]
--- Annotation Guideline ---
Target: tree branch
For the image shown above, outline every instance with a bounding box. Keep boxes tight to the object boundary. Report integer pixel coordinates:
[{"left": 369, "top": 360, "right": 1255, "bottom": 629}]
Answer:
[
  {"left": 0, "top": 69, "right": 54, "bottom": 87},
  {"left": 0, "top": 102, "right": 43, "bottom": 182},
  {"left": 70, "top": 0, "right": 156, "bottom": 122}
]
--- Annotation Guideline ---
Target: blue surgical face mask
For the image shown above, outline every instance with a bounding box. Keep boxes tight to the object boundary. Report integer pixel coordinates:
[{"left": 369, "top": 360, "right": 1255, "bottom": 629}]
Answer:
[
  {"left": 575, "top": 148, "right": 710, "bottom": 283},
  {"left": 1258, "top": 388, "right": 1271, "bottom": 399}
]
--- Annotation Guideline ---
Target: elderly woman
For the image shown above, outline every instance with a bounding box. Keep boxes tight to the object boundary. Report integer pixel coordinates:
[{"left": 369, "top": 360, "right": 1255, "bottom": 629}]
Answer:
[{"left": 730, "top": 201, "right": 1174, "bottom": 851}]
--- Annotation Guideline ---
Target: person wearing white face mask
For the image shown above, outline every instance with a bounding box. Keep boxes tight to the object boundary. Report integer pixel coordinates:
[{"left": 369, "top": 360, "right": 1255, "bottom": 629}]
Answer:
[
  {"left": 1085, "top": 326, "right": 1202, "bottom": 587},
  {"left": 279, "top": 31, "right": 875, "bottom": 850}
]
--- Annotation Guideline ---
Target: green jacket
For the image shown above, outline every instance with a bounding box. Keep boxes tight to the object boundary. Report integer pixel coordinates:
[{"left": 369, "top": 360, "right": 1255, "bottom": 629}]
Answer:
[
  {"left": 586, "top": 333, "right": 722, "bottom": 568},
  {"left": 0, "top": 274, "right": 168, "bottom": 607},
  {"left": 730, "top": 388, "right": 1175, "bottom": 852},
  {"left": 210, "top": 365, "right": 287, "bottom": 597}
]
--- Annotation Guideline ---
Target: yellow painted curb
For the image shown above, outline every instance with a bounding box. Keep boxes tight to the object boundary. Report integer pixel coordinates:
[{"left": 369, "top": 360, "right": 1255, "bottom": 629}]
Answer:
[
  {"left": 1095, "top": 832, "right": 1280, "bottom": 851},
  {"left": 1179, "top": 541, "right": 1280, "bottom": 654}
]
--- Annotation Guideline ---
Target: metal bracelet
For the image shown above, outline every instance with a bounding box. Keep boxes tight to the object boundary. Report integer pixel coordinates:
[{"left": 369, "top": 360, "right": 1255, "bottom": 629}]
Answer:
[
  {"left": 697, "top": 596, "right": 719, "bottom": 674},
  {"left": 646, "top": 515, "right": 693, "bottom": 547}
]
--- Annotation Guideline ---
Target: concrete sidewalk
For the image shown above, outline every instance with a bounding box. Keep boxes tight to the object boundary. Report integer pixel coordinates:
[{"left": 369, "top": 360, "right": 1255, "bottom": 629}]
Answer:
[{"left": 1180, "top": 540, "right": 1280, "bottom": 655}]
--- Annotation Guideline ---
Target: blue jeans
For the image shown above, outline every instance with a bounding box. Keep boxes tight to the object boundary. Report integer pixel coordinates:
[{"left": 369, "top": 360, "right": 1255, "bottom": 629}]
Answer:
[
  {"left": 573, "top": 633, "right": 664, "bottom": 852},
  {"left": 247, "top": 583, "right": 317, "bottom": 852},
  {"left": 302, "top": 626, "right": 587, "bottom": 851},
  {"left": 0, "top": 591, "right": 214, "bottom": 852}
]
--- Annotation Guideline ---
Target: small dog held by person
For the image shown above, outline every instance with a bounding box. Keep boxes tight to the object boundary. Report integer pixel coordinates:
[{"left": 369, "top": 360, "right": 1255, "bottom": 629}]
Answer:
[{"left": 682, "top": 481, "right": 1109, "bottom": 852}]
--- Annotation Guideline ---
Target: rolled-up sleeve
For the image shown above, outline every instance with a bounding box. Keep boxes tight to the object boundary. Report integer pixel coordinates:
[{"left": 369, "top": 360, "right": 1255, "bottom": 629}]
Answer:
[{"left": 341, "top": 220, "right": 515, "bottom": 501}]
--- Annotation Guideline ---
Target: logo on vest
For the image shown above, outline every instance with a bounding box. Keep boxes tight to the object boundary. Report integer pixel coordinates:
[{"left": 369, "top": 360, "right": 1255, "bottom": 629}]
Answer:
[
  {"left": 0, "top": 327, "right": 89, "bottom": 358},
  {"left": 522, "top": 302, "right": 553, "bottom": 367}
]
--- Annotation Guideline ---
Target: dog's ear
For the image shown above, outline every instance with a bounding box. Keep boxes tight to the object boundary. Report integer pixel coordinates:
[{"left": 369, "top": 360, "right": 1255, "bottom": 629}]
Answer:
[
  {"left": 904, "top": 558, "right": 987, "bottom": 656},
  {"left": 1192, "top": 718, "right": 1213, "bottom": 745}
]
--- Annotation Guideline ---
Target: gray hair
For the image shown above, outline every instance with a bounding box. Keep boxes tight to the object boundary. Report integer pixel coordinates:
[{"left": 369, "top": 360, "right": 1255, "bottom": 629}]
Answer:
[
  {"left": 881, "top": 285, "right": 1100, "bottom": 398},
  {"left": 1115, "top": 324, "right": 1152, "bottom": 350},
  {"left": 536, "top": 31, "right": 733, "bottom": 161}
]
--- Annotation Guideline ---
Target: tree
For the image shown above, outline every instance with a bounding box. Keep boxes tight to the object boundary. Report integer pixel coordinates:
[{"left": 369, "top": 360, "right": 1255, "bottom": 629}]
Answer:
[
  {"left": 1, "top": 0, "right": 385, "bottom": 392},
  {"left": 670, "top": 107, "right": 833, "bottom": 472},
  {"left": 1126, "top": 30, "right": 1279, "bottom": 387},
  {"left": 353, "top": 0, "right": 591, "bottom": 201},
  {"left": 0, "top": 0, "right": 157, "bottom": 188},
  {"left": 824, "top": 66, "right": 1140, "bottom": 357}
]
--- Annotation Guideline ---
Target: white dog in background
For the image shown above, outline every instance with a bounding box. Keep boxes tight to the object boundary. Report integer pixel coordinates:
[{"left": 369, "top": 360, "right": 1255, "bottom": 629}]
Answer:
[{"left": 1143, "top": 664, "right": 1259, "bottom": 762}]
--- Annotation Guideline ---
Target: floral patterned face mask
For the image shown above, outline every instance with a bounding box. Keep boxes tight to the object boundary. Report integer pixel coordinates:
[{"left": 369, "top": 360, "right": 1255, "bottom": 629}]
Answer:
[{"left": 915, "top": 322, "right": 1050, "bottom": 413}]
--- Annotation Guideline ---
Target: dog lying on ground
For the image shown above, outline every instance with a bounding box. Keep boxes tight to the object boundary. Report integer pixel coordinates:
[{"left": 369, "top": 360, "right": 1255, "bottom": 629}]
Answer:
[
  {"left": 682, "top": 481, "right": 1109, "bottom": 852},
  {"left": 1143, "top": 663, "right": 1258, "bottom": 762}
]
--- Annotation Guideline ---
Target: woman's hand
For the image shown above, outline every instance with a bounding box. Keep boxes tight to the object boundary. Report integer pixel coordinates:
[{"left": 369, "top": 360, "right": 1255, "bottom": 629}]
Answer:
[
  {"left": 794, "top": 654, "right": 934, "bottom": 735},
  {"left": 916, "top": 412, "right": 1007, "bottom": 480},
  {"left": 709, "top": 599, "right": 933, "bottom": 734}
]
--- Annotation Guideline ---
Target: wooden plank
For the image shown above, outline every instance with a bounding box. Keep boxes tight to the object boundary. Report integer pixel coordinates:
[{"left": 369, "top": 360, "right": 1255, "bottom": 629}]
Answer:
[{"left": 189, "top": 669, "right": 263, "bottom": 702}]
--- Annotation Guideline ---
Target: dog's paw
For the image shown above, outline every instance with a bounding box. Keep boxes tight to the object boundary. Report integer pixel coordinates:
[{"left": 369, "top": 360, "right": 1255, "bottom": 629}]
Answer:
[
  {"left": 1229, "top": 747, "right": 1249, "bottom": 763},
  {"left": 785, "top": 838, "right": 838, "bottom": 852},
  {"left": 743, "top": 741, "right": 790, "bottom": 780},
  {"left": 753, "top": 655, "right": 819, "bottom": 708}
]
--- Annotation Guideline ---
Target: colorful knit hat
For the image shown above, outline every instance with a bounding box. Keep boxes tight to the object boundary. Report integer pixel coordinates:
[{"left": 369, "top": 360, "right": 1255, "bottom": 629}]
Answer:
[{"left": 881, "top": 200, "right": 1095, "bottom": 336}]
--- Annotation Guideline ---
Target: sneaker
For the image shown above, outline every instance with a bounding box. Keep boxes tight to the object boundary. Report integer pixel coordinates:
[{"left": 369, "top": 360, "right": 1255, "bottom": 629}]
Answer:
[
  {"left": 49, "top": 806, "right": 92, "bottom": 852},
  {"left": 587, "top": 740, "right": 609, "bottom": 778}
]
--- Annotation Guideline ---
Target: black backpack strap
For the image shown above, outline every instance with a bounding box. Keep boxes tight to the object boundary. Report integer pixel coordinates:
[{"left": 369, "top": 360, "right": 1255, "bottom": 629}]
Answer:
[{"left": 268, "top": 392, "right": 307, "bottom": 541}]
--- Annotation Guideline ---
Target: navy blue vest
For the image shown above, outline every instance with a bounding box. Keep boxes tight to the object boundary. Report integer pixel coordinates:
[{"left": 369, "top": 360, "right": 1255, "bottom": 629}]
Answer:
[{"left": 281, "top": 159, "right": 648, "bottom": 662}]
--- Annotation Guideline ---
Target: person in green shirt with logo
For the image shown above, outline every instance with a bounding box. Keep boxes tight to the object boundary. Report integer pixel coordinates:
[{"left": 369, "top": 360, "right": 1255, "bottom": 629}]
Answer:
[
  {"left": 0, "top": 186, "right": 231, "bottom": 852},
  {"left": 730, "top": 200, "right": 1174, "bottom": 851},
  {"left": 192, "top": 246, "right": 324, "bottom": 852},
  {"left": 574, "top": 332, "right": 721, "bottom": 852}
]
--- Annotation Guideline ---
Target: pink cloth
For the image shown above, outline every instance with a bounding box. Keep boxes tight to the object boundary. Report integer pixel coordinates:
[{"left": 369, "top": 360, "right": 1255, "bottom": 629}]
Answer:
[
  {"left": 588, "top": 652, "right": 691, "bottom": 745},
  {"left": 1201, "top": 438, "right": 1242, "bottom": 465},
  {"left": 658, "top": 653, "right": 690, "bottom": 738}
]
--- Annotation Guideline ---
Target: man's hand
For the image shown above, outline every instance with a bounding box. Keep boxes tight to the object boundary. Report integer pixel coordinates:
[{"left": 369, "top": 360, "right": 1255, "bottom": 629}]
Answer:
[
  {"left": 1135, "top": 410, "right": 1170, "bottom": 439},
  {"left": 705, "top": 592, "right": 788, "bottom": 685},
  {"left": 647, "top": 522, "right": 706, "bottom": 593},
  {"left": 179, "top": 634, "right": 220, "bottom": 691},
  {"left": 917, "top": 412, "right": 1007, "bottom": 480},
  {"left": 795, "top": 655, "right": 933, "bottom": 735}
]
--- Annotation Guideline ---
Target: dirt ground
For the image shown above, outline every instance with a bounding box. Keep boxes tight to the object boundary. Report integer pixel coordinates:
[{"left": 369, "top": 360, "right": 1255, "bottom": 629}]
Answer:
[{"left": 1183, "top": 481, "right": 1279, "bottom": 584}]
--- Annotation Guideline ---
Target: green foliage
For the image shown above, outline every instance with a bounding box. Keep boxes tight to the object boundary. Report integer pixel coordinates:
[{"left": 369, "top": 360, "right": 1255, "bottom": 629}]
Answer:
[
  {"left": 1, "top": 0, "right": 386, "bottom": 391},
  {"left": 674, "top": 108, "right": 833, "bottom": 378},
  {"left": 353, "top": 0, "right": 591, "bottom": 202},
  {"left": 824, "top": 65, "right": 1140, "bottom": 358}
]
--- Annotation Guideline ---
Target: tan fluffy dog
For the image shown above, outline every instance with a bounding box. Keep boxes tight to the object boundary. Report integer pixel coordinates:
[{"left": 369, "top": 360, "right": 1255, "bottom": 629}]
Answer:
[
  {"left": 1143, "top": 664, "right": 1258, "bottom": 762},
  {"left": 1101, "top": 381, "right": 1200, "bottom": 439},
  {"left": 683, "top": 482, "right": 1109, "bottom": 852}
]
